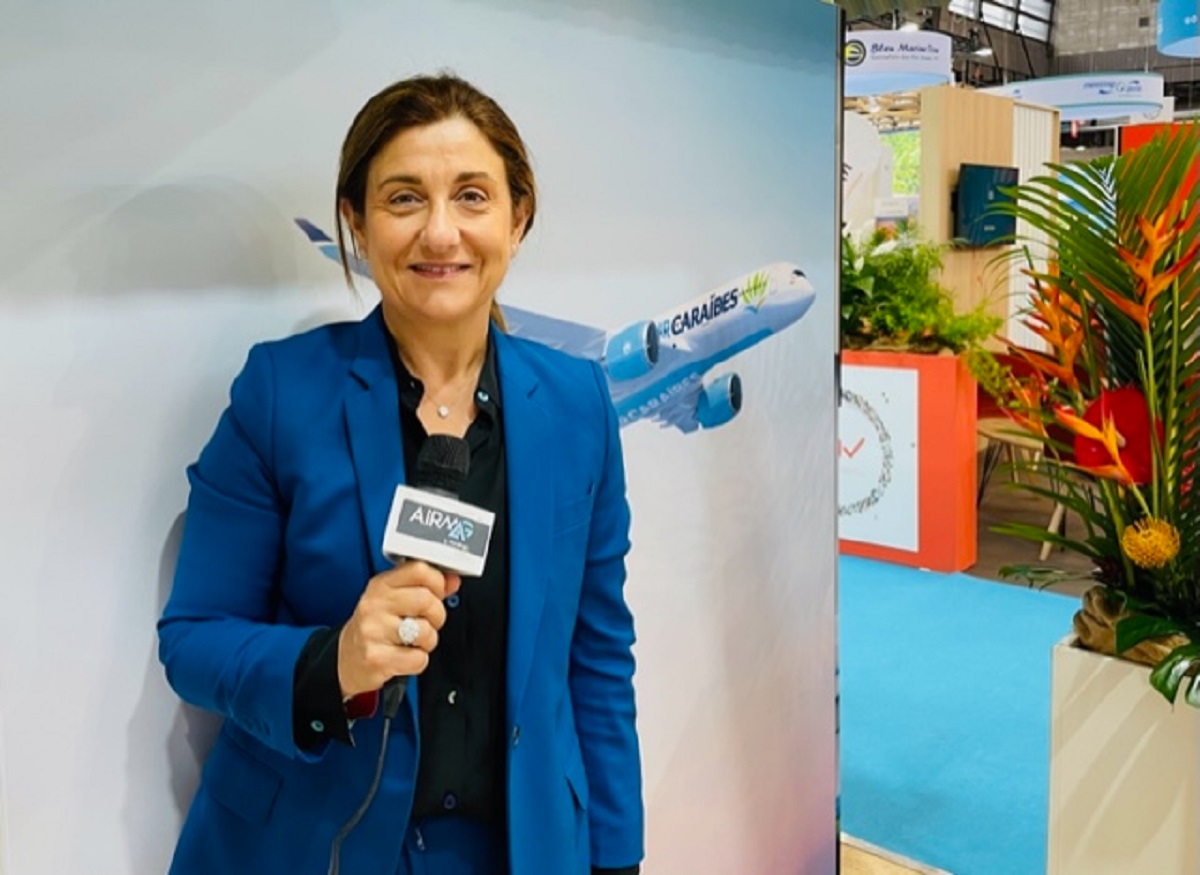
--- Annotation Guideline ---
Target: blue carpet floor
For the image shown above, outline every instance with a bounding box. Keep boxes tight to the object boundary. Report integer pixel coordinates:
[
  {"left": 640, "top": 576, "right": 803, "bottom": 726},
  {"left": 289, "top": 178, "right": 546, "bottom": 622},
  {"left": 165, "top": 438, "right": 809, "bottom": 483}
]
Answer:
[{"left": 839, "top": 556, "right": 1080, "bottom": 875}]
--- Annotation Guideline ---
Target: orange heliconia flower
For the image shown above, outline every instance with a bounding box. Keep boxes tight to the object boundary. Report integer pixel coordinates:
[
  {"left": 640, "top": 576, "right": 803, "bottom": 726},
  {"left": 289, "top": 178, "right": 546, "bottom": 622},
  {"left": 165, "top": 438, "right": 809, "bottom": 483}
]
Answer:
[
  {"left": 1094, "top": 184, "right": 1200, "bottom": 331},
  {"left": 1003, "top": 374, "right": 1050, "bottom": 439},
  {"left": 1008, "top": 346, "right": 1075, "bottom": 391},
  {"left": 1053, "top": 387, "right": 1160, "bottom": 487},
  {"left": 1018, "top": 263, "right": 1086, "bottom": 391},
  {"left": 1104, "top": 249, "right": 1198, "bottom": 329},
  {"left": 1053, "top": 407, "right": 1136, "bottom": 486},
  {"left": 1089, "top": 276, "right": 1150, "bottom": 331}
]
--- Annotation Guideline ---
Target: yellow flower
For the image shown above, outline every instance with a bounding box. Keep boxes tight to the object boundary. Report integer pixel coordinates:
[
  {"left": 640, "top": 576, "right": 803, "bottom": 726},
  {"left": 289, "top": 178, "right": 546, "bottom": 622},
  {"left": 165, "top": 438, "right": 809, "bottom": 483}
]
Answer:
[{"left": 1121, "top": 519, "right": 1181, "bottom": 569}]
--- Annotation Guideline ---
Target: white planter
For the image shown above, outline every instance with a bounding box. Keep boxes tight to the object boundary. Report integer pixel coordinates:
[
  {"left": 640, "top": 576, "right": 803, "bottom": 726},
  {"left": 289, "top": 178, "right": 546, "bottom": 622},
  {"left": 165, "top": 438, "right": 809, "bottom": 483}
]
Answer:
[{"left": 1048, "top": 635, "right": 1200, "bottom": 874}]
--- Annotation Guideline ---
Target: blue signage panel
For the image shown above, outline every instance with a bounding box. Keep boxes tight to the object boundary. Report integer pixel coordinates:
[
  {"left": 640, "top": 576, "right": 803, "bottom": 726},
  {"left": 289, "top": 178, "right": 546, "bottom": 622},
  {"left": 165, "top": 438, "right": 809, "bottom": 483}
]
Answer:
[{"left": 1159, "top": 0, "right": 1200, "bottom": 57}]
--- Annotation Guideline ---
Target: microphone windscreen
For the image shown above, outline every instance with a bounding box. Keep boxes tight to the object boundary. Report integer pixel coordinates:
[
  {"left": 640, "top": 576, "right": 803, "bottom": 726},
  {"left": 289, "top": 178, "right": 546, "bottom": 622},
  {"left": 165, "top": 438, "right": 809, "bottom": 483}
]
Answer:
[{"left": 414, "top": 434, "right": 470, "bottom": 497}]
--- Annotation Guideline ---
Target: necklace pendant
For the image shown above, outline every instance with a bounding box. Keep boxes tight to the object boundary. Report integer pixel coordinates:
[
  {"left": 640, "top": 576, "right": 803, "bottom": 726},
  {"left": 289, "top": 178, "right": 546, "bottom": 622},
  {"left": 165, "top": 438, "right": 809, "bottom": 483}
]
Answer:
[{"left": 436, "top": 405, "right": 451, "bottom": 419}]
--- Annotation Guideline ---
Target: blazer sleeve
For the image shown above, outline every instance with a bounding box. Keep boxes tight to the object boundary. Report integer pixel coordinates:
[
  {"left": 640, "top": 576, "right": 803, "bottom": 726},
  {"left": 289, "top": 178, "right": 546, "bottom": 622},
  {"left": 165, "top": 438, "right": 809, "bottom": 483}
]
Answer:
[
  {"left": 570, "top": 361, "right": 645, "bottom": 869},
  {"left": 157, "top": 344, "right": 325, "bottom": 761}
]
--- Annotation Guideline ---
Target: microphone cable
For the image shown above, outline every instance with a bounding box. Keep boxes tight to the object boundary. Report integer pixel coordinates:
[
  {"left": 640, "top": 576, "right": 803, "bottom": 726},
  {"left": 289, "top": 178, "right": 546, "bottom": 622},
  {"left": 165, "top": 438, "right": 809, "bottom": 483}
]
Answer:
[{"left": 327, "top": 712, "right": 394, "bottom": 875}]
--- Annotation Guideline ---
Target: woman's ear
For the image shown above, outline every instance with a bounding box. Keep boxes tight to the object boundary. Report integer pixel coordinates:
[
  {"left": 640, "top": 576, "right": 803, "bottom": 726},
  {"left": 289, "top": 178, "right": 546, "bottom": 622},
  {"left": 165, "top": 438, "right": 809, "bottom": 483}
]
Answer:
[
  {"left": 510, "top": 202, "right": 530, "bottom": 251},
  {"left": 340, "top": 199, "right": 367, "bottom": 257}
]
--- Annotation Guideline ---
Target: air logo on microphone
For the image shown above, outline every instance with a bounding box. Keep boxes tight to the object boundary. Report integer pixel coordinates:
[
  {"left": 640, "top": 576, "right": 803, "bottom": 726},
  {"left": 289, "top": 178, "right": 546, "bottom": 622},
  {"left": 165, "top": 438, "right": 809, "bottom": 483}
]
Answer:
[
  {"left": 447, "top": 518, "right": 475, "bottom": 543},
  {"left": 384, "top": 484, "right": 496, "bottom": 576},
  {"left": 397, "top": 500, "right": 490, "bottom": 557},
  {"left": 407, "top": 506, "right": 475, "bottom": 544}
]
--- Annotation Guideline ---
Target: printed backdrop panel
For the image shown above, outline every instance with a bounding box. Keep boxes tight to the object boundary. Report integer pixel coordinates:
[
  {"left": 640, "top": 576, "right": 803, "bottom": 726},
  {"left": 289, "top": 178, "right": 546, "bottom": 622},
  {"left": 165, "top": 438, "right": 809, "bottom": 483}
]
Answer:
[{"left": 0, "top": 1, "right": 839, "bottom": 872}]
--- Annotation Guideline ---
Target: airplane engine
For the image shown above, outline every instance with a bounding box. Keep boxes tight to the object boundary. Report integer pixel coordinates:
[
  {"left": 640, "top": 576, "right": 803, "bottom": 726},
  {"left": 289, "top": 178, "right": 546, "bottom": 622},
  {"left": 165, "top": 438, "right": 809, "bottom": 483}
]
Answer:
[
  {"left": 603, "top": 321, "right": 660, "bottom": 381},
  {"left": 696, "top": 373, "right": 743, "bottom": 429}
]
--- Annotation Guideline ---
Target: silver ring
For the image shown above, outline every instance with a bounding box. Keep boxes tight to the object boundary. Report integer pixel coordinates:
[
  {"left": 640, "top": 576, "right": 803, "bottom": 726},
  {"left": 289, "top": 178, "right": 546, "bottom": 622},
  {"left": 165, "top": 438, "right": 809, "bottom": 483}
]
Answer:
[{"left": 397, "top": 616, "right": 421, "bottom": 647}]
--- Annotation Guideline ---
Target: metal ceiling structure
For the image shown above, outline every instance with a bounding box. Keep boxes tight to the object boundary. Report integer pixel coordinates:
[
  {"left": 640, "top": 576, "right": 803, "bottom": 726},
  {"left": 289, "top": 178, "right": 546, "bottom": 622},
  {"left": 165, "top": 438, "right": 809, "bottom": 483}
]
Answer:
[{"left": 946, "top": 0, "right": 1055, "bottom": 44}]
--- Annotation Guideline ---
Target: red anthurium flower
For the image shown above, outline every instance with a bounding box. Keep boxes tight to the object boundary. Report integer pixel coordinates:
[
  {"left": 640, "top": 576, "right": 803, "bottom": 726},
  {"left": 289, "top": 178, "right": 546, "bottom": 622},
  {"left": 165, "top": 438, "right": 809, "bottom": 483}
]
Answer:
[{"left": 1072, "top": 387, "right": 1161, "bottom": 486}]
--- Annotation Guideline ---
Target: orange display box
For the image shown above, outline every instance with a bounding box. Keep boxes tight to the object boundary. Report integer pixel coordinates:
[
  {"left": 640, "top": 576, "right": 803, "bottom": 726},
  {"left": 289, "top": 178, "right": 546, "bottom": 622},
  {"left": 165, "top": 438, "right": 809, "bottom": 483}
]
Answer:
[
  {"left": 1119, "top": 122, "right": 1200, "bottom": 187},
  {"left": 838, "top": 350, "right": 977, "bottom": 573}
]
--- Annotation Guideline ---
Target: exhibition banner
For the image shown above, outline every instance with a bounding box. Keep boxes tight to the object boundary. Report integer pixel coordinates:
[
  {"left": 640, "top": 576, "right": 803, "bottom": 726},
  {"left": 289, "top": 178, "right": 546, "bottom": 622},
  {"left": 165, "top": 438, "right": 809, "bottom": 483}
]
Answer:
[
  {"left": 843, "top": 29, "right": 953, "bottom": 97},
  {"left": 984, "top": 73, "right": 1166, "bottom": 122}
]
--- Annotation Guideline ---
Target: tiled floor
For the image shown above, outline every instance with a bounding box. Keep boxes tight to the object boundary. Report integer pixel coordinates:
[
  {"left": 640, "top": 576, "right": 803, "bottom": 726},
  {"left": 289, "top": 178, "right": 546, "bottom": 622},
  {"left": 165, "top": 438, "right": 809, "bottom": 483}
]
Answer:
[{"left": 972, "top": 461, "right": 1095, "bottom": 594}]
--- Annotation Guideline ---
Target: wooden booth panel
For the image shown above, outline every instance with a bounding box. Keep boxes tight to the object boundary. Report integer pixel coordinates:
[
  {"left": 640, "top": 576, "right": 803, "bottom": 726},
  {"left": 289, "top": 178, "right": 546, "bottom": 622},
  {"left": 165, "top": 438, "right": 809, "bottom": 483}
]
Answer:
[{"left": 919, "top": 86, "right": 1016, "bottom": 333}]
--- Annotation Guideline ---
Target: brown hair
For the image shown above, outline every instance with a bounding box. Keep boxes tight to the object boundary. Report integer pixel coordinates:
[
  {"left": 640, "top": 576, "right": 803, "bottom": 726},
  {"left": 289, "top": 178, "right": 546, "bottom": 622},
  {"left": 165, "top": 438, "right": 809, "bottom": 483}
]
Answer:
[{"left": 335, "top": 72, "right": 536, "bottom": 328}]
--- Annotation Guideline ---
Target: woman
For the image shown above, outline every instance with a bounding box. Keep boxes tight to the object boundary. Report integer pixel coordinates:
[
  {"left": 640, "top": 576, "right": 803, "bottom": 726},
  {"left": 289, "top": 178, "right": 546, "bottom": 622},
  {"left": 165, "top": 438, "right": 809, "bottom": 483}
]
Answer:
[{"left": 158, "top": 73, "right": 644, "bottom": 875}]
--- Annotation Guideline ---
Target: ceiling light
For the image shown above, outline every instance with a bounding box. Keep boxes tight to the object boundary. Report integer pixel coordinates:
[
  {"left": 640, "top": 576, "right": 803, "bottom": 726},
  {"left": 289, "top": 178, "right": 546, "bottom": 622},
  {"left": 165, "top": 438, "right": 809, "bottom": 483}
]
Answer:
[
  {"left": 973, "top": 45, "right": 994, "bottom": 57},
  {"left": 899, "top": 21, "right": 919, "bottom": 32}
]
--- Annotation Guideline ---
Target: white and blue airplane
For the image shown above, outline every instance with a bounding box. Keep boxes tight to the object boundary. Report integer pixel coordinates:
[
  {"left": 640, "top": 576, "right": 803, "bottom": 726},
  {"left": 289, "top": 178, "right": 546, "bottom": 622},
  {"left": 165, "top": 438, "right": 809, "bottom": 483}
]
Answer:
[{"left": 296, "top": 219, "right": 816, "bottom": 433}]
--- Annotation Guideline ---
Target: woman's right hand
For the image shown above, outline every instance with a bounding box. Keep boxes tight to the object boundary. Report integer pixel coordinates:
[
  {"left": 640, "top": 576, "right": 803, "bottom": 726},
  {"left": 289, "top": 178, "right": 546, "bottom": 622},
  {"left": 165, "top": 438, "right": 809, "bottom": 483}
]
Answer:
[{"left": 336, "top": 561, "right": 462, "bottom": 698}]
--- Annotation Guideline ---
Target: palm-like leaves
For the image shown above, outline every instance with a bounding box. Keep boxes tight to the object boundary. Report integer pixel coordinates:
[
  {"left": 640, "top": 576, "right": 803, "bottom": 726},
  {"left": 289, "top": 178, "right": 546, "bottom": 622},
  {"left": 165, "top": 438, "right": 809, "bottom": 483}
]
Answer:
[{"left": 987, "top": 125, "right": 1200, "bottom": 705}]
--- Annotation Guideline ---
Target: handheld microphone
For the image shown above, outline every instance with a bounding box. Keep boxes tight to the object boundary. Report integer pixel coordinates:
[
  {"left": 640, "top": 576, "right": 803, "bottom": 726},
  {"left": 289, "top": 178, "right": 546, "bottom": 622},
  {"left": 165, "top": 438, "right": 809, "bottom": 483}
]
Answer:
[
  {"left": 382, "top": 435, "right": 495, "bottom": 577},
  {"left": 328, "top": 435, "right": 492, "bottom": 875},
  {"left": 381, "top": 435, "right": 494, "bottom": 718}
]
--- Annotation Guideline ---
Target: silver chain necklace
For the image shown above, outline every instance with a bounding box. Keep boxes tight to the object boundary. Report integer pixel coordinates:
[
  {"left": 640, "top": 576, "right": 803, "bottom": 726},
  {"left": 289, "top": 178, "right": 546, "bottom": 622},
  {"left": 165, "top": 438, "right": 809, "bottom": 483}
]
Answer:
[{"left": 426, "top": 378, "right": 479, "bottom": 420}]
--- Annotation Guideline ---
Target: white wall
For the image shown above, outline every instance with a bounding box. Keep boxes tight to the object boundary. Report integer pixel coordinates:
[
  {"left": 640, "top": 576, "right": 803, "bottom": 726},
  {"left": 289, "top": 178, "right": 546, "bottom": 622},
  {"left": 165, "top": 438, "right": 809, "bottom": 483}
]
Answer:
[
  {"left": 0, "top": 712, "right": 8, "bottom": 875},
  {"left": 0, "top": 2, "right": 839, "bottom": 872}
]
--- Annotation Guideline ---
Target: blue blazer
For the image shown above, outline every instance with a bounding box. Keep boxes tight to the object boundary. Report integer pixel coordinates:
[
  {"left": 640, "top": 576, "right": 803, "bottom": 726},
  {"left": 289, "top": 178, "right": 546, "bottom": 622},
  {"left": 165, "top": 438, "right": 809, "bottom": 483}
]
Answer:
[{"left": 158, "top": 307, "right": 644, "bottom": 874}]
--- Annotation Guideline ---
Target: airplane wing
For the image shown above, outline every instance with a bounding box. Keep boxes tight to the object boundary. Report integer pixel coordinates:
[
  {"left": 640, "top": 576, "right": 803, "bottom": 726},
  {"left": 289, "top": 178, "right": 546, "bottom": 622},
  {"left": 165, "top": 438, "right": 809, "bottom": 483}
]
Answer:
[
  {"left": 500, "top": 304, "right": 607, "bottom": 360},
  {"left": 645, "top": 380, "right": 702, "bottom": 434}
]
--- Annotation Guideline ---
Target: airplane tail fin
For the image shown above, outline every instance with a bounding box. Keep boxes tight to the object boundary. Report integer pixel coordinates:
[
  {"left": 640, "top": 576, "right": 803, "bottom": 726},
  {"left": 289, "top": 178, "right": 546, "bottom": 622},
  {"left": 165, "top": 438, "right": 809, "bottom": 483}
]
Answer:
[
  {"left": 294, "top": 218, "right": 371, "bottom": 279},
  {"left": 295, "top": 217, "right": 334, "bottom": 243}
]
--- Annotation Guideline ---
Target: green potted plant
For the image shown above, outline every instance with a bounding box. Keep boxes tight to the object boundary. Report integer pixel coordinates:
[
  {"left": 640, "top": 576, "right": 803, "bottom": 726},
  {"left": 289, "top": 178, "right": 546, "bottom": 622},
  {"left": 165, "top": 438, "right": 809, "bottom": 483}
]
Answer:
[
  {"left": 841, "top": 223, "right": 1001, "bottom": 354},
  {"left": 979, "top": 125, "right": 1200, "bottom": 875},
  {"left": 838, "top": 223, "right": 1001, "bottom": 572},
  {"left": 982, "top": 128, "right": 1200, "bottom": 703}
]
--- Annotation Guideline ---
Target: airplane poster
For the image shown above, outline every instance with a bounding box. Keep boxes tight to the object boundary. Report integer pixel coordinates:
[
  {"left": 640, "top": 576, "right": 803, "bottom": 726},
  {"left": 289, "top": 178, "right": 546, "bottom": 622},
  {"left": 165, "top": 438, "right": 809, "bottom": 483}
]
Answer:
[{"left": 296, "top": 219, "right": 817, "bottom": 434}]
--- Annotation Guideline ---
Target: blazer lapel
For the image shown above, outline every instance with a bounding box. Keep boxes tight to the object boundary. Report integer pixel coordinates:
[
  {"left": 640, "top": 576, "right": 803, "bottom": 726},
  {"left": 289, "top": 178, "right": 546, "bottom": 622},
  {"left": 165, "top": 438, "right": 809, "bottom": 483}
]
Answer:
[
  {"left": 344, "top": 306, "right": 406, "bottom": 579},
  {"left": 345, "top": 307, "right": 422, "bottom": 723},
  {"left": 495, "top": 330, "right": 553, "bottom": 723}
]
